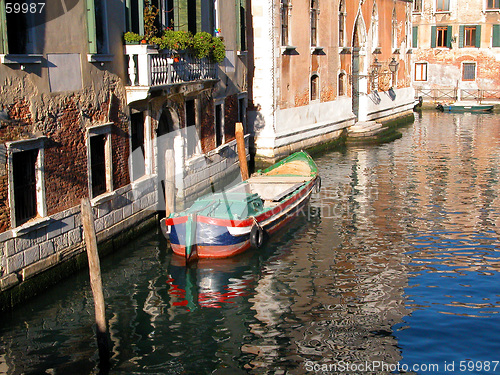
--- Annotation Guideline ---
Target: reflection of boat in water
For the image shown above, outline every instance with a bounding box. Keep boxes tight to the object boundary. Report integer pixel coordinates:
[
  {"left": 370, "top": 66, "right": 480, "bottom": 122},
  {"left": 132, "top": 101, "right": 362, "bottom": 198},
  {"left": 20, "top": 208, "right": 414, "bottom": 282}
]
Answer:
[
  {"left": 167, "top": 255, "right": 256, "bottom": 310},
  {"left": 436, "top": 102, "right": 493, "bottom": 112},
  {"left": 166, "top": 212, "right": 316, "bottom": 311},
  {"left": 161, "top": 151, "right": 320, "bottom": 260}
]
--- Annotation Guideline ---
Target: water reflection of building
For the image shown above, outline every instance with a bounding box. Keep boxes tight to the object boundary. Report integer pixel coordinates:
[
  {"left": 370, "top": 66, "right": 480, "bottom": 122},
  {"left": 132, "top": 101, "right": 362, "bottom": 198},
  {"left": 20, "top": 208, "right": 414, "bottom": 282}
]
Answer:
[{"left": 243, "top": 167, "right": 412, "bottom": 373}]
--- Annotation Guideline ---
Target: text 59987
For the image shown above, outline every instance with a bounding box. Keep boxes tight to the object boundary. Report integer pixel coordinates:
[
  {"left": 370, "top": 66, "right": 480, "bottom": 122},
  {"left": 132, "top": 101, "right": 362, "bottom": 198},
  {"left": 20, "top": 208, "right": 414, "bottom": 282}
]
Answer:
[{"left": 5, "top": 2, "right": 45, "bottom": 14}]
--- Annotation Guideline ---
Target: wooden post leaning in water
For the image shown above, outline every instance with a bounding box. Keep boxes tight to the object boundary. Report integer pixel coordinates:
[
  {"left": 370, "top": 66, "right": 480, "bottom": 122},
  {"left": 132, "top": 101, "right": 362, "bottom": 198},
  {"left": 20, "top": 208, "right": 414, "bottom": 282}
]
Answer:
[
  {"left": 164, "top": 149, "right": 175, "bottom": 217},
  {"left": 235, "top": 122, "right": 249, "bottom": 181},
  {"left": 81, "top": 198, "right": 110, "bottom": 366}
]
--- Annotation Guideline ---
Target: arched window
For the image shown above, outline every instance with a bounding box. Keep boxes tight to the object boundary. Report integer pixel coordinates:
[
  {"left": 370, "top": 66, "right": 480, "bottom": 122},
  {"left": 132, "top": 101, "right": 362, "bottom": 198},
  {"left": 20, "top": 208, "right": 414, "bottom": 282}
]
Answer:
[
  {"left": 371, "top": 1, "right": 379, "bottom": 50},
  {"left": 338, "top": 72, "right": 345, "bottom": 96},
  {"left": 311, "top": 74, "right": 319, "bottom": 101},
  {"left": 392, "top": 7, "right": 397, "bottom": 50},
  {"left": 339, "top": 0, "right": 346, "bottom": 47}
]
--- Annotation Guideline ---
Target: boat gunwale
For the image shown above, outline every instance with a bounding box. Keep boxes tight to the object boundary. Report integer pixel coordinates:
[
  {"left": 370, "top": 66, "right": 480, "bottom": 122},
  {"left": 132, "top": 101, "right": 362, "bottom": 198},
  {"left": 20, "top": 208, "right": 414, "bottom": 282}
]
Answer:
[{"left": 165, "top": 177, "right": 318, "bottom": 229}]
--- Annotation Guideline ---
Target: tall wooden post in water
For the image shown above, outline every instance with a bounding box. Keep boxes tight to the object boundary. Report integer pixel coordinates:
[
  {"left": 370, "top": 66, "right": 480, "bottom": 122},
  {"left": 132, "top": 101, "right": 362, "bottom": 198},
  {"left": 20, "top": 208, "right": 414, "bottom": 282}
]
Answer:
[
  {"left": 81, "top": 198, "right": 110, "bottom": 367},
  {"left": 235, "top": 122, "right": 249, "bottom": 181}
]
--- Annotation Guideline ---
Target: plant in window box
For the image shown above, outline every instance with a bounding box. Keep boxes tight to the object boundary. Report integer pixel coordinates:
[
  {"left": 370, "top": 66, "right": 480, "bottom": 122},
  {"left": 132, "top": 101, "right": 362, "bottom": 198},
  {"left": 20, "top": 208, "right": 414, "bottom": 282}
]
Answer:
[
  {"left": 154, "top": 30, "right": 193, "bottom": 51},
  {"left": 124, "top": 31, "right": 144, "bottom": 45}
]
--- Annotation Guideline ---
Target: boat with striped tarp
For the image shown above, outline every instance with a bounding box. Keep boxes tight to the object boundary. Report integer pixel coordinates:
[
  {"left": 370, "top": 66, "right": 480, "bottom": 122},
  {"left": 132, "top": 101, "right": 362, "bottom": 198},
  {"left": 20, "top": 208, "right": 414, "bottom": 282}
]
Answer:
[{"left": 160, "top": 151, "right": 320, "bottom": 260}]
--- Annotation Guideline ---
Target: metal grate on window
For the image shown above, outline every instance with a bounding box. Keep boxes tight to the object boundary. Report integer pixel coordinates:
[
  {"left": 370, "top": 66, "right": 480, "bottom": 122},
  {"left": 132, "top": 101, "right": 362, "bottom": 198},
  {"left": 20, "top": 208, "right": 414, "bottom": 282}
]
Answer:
[{"left": 462, "top": 63, "right": 476, "bottom": 81}]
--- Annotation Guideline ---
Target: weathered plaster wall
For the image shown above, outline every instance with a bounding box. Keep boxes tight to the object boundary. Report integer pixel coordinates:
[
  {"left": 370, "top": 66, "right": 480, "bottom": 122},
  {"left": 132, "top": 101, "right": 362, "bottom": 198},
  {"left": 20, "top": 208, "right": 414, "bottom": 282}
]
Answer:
[{"left": 412, "top": 0, "right": 500, "bottom": 91}]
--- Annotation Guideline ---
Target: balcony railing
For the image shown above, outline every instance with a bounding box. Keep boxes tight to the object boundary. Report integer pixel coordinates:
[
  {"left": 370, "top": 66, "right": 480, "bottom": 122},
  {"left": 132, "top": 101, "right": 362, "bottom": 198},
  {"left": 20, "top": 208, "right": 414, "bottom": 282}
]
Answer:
[{"left": 125, "top": 44, "right": 218, "bottom": 88}]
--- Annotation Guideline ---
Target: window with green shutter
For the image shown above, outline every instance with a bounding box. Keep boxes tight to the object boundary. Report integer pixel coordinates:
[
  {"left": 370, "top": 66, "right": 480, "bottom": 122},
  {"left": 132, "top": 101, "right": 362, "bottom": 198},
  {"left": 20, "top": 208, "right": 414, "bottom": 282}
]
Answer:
[
  {"left": 459, "top": 25, "right": 481, "bottom": 48},
  {"left": 434, "top": 26, "right": 450, "bottom": 48},
  {"left": 0, "top": 0, "right": 7, "bottom": 54},
  {"left": 487, "top": 0, "right": 500, "bottom": 10},
  {"left": 493, "top": 25, "right": 500, "bottom": 47},
  {"left": 412, "top": 26, "right": 418, "bottom": 48},
  {"left": 237, "top": 0, "right": 247, "bottom": 51},
  {"left": 86, "top": 0, "right": 108, "bottom": 54}
]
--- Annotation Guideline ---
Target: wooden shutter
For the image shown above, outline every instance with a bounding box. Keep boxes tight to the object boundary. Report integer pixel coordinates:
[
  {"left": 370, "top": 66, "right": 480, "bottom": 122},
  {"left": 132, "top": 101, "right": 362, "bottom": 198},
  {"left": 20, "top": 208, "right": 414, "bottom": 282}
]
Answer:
[
  {"left": 0, "top": 0, "right": 7, "bottom": 54},
  {"left": 446, "top": 26, "right": 452, "bottom": 48},
  {"left": 431, "top": 26, "right": 437, "bottom": 48},
  {"left": 412, "top": 26, "right": 418, "bottom": 48},
  {"left": 493, "top": 24, "right": 500, "bottom": 47},
  {"left": 459, "top": 25, "right": 464, "bottom": 48},
  {"left": 86, "top": 0, "right": 97, "bottom": 54},
  {"left": 475, "top": 25, "right": 481, "bottom": 48}
]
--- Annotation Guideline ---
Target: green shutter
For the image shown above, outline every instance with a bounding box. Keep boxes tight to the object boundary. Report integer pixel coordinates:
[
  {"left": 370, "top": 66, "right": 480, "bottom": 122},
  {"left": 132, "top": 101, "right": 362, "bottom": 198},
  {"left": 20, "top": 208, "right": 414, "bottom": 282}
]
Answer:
[
  {"left": 236, "top": 0, "right": 241, "bottom": 50},
  {"left": 412, "top": 26, "right": 418, "bottom": 48},
  {"left": 493, "top": 24, "right": 500, "bottom": 47},
  {"left": 446, "top": 25, "right": 452, "bottom": 47},
  {"left": 459, "top": 25, "right": 464, "bottom": 48},
  {"left": 475, "top": 25, "right": 481, "bottom": 47},
  {"left": 0, "top": 0, "right": 8, "bottom": 54},
  {"left": 86, "top": 0, "right": 97, "bottom": 54},
  {"left": 431, "top": 26, "right": 437, "bottom": 48}
]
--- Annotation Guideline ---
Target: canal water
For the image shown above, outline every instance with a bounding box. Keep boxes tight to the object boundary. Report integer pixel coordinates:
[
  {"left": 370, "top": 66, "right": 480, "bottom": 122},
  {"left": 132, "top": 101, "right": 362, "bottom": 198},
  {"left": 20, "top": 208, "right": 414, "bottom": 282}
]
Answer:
[{"left": 1, "top": 111, "right": 500, "bottom": 374}]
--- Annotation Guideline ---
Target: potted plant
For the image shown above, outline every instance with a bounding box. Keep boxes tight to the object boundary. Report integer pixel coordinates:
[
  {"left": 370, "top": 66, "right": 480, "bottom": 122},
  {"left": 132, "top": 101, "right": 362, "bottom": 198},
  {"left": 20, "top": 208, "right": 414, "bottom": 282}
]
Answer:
[{"left": 124, "top": 31, "right": 144, "bottom": 45}]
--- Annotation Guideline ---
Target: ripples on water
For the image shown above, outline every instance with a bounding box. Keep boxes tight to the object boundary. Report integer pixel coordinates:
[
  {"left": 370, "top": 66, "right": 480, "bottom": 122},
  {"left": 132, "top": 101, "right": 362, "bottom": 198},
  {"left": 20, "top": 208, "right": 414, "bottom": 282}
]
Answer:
[{"left": 1, "top": 112, "right": 500, "bottom": 374}]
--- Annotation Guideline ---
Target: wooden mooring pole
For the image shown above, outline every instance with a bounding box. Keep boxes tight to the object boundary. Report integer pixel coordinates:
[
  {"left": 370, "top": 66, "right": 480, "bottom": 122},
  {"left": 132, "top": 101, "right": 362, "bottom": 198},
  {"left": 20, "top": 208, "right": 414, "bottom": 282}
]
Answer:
[
  {"left": 81, "top": 198, "right": 110, "bottom": 368},
  {"left": 235, "top": 122, "right": 249, "bottom": 181}
]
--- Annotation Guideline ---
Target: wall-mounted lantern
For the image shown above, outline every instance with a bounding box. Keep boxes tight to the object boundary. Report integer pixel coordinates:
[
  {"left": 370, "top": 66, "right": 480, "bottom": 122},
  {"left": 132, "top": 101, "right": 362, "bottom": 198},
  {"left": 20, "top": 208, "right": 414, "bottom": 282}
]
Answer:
[{"left": 389, "top": 57, "right": 399, "bottom": 87}]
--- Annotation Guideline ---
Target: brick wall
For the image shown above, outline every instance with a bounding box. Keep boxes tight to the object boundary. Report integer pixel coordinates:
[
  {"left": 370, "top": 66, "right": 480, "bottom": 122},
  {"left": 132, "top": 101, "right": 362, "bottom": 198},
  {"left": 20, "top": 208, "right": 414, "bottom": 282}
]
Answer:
[{"left": 0, "top": 87, "right": 131, "bottom": 232}]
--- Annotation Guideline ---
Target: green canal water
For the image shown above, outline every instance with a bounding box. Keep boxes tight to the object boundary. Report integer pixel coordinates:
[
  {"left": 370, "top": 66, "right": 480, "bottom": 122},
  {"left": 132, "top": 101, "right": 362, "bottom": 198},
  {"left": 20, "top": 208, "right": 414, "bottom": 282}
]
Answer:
[{"left": 1, "top": 111, "right": 500, "bottom": 374}]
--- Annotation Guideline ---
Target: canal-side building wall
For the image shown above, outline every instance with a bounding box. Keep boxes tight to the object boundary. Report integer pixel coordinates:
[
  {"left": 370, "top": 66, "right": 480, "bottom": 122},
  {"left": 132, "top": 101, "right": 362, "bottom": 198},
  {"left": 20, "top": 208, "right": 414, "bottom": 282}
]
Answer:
[
  {"left": 248, "top": 0, "right": 416, "bottom": 163},
  {"left": 0, "top": 0, "right": 248, "bottom": 307},
  {"left": 124, "top": 0, "right": 249, "bottom": 210},
  {"left": 411, "top": 0, "right": 500, "bottom": 101}
]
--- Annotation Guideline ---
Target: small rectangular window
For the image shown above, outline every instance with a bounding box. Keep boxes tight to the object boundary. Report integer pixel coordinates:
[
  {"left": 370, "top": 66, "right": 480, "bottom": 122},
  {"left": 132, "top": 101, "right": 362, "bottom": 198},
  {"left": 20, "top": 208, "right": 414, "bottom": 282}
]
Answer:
[
  {"left": 215, "top": 103, "right": 223, "bottom": 147},
  {"left": 437, "top": 26, "right": 448, "bottom": 47},
  {"left": 338, "top": 73, "right": 345, "bottom": 96},
  {"left": 90, "top": 134, "right": 107, "bottom": 197},
  {"left": 131, "top": 111, "right": 145, "bottom": 180},
  {"left": 310, "top": 0, "right": 319, "bottom": 47},
  {"left": 464, "top": 26, "right": 476, "bottom": 47},
  {"left": 436, "top": 0, "right": 450, "bottom": 11},
  {"left": 281, "top": 0, "right": 289, "bottom": 46},
  {"left": 462, "top": 62, "right": 476, "bottom": 81},
  {"left": 415, "top": 63, "right": 428, "bottom": 81},
  {"left": 487, "top": 0, "right": 500, "bottom": 9},
  {"left": 311, "top": 75, "right": 319, "bottom": 101},
  {"left": 413, "top": 0, "right": 422, "bottom": 12},
  {"left": 12, "top": 149, "right": 38, "bottom": 225}
]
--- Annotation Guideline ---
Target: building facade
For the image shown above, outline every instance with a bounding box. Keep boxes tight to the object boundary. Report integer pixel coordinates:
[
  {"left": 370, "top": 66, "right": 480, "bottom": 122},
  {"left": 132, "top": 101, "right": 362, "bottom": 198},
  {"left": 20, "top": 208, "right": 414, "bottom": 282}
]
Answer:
[
  {"left": 0, "top": 0, "right": 247, "bottom": 306},
  {"left": 249, "top": 0, "right": 416, "bottom": 163},
  {"left": 412, "top": 0, "right": 500, "bottom": 101}
]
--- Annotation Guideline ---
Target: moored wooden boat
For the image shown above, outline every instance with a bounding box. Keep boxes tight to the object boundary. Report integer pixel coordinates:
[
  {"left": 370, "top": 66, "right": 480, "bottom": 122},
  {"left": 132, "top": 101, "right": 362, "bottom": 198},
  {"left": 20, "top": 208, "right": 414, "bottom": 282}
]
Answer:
[
  {"left": 436, "top": 102, "right": 493, "bottom": 112},
  {"left": 160, "top": 151, "right": 320, "bottom": 260}
]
